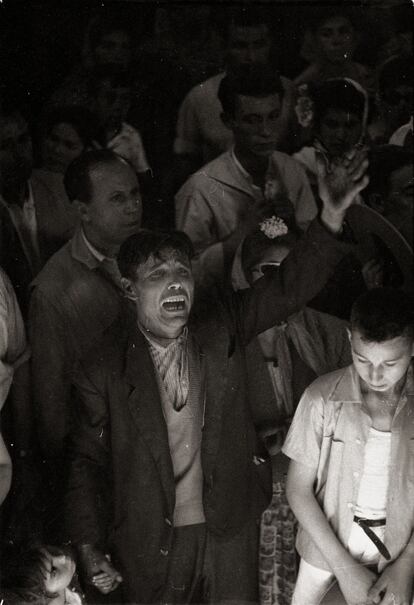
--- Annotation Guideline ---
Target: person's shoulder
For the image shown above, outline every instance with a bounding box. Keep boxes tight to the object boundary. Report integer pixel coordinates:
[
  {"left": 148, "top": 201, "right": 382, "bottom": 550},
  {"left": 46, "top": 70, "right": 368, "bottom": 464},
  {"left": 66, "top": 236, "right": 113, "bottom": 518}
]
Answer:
[
  {"left": 187, "top": 71, "right": 225, "bottom": 100},
  {"left": 305, "top": 366, "right": 351, "bottom": 400},
  {"left": 176, "top": 151, "right": 232, "bottom": 194}
]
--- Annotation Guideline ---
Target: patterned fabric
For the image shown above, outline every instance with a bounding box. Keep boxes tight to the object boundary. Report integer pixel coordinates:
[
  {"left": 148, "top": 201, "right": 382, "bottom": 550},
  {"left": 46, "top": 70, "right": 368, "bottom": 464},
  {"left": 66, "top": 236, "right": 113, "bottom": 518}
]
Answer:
[
  {"left": 259, "top": 480, "right": 298, "bottom": 605},
  {"left": 143, "top": 327, "right": 189, "bottom": 410}
]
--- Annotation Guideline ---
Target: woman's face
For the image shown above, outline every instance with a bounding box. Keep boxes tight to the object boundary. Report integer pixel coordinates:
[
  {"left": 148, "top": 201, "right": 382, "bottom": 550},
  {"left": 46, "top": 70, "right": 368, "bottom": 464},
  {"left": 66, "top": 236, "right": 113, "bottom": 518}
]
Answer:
[
  {"left": 316, "top": 16, "right": 355, "bottom": 64},
  {"left": 43, "top": 122, "right": 85, "bottom": 173},
  {"left": 318, "top": 108, "right": 362, "bottom": 158}
]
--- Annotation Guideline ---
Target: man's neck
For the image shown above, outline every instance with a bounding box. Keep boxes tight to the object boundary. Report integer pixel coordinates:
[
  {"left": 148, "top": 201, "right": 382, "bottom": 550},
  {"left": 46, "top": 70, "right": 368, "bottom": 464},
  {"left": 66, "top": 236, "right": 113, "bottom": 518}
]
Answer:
[
  {"left": 233, "top": 145, "right": 269, "bottom": 187},
  {"left": 82, "top": 225, "right": 119, "bottom": 258},
  {"left": 139, "top": 323, "right": 186, "bottom": 348}
]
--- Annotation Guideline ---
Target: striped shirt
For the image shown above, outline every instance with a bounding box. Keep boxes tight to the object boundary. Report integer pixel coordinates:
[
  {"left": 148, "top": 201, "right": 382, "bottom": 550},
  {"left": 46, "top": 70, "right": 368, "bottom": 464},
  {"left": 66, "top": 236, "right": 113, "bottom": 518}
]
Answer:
[{"left": 140, "top": 325, "right": 189, "bottom": 410}]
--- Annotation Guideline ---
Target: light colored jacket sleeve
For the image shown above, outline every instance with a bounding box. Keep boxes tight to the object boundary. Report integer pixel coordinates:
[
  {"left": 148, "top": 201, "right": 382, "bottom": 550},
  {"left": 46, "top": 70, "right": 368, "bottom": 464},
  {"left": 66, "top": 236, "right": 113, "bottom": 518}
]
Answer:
[
  {"left": 0, "top": 267, "right": 29, "bottom": 410},
  {"left": 174, "top": 88, "right": 202, "bottom": 156},
  {"left": 278, "top": 155, "right": 318, "bottom": 231},
  {"left": 175, "top": 176, "right": 225, "bottom": 283}
]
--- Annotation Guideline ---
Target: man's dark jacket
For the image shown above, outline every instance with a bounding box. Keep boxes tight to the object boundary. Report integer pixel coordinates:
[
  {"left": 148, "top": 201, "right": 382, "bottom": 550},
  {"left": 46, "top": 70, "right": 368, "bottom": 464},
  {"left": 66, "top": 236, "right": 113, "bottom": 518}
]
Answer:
[{"left": 65, "top": 220, "right": 349, "bottom": 603}]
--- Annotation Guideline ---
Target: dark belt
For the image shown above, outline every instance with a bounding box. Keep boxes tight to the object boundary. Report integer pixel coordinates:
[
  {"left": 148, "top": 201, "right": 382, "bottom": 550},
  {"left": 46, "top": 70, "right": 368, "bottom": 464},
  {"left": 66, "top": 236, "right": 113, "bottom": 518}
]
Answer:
[{"left": 353, "top": 516, "right": 391, "bottom": 560}]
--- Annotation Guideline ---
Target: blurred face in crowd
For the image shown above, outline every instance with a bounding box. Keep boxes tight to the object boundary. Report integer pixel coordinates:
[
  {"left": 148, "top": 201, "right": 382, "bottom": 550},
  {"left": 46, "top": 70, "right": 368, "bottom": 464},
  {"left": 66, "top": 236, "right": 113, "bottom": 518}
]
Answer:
[
  {"left": 349, "top": 329, "right": 414, "bottom": 396},
  {"left": 226, "top": 93, "right": 282, "bottom": 158},
  {"left": 43, "top": 122, "right": 85, "bottom": 173},
  {"left": 125, "top": 249, "right": 195, "bottom": 341},
  {"left": 94, "top": 30, "right": 132, "bottom": 68},
  {"left": 227, "top": 24, "right": 271, "bottom": 70},
  {"left": 380, "top": 85, "right": 413, "bottom": 133},
  {"left": 0, "top": 113, "right": 33, "bottom": 191},
  {"left": 315, "top": 16, "right": 356, "bottom": 64},
  {"left": 318, "top": 109, "right": 362, "bottom": 158},
  {"left": 78, "top": 159, "right": 141, "bottom": 252},
  {"left": 95, "top": 80, "right": 131, "bottom": 131},
  {"left": 385, "top": 163, "right": 413, "bottom": 246}
]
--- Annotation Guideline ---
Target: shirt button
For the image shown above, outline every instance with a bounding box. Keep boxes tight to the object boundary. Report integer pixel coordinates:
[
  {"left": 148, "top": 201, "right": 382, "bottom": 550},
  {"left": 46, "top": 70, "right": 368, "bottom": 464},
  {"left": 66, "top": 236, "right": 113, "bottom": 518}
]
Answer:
[
  {"left": 353, "top": 471, "right": 359, "bottom": 478},
  {"left": 347, "top": 502, "right": 354, "bottom": 509},
  {"left": 160, "top": 548, "right": 169, "bottom": 556},
  {"left": 165, "top": 517, "right": 172, "bottom": 526},
  {"left": 356, "top": 438, "right": 361, "bottom": 445}
]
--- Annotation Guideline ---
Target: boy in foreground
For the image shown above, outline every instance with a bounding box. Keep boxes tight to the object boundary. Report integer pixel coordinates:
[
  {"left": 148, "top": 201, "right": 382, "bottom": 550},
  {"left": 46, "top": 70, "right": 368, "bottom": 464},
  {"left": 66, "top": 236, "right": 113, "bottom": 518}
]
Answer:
[{"left": 284, "top": 287, "right": 414, "bottom": 605}]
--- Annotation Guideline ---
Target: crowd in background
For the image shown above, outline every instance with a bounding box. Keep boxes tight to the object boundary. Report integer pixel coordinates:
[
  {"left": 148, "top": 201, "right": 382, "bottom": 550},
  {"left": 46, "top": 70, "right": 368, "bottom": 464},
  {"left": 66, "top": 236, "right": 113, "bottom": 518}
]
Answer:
[{"left": 0, "top": 1, "right": 413, "bottom": 604}]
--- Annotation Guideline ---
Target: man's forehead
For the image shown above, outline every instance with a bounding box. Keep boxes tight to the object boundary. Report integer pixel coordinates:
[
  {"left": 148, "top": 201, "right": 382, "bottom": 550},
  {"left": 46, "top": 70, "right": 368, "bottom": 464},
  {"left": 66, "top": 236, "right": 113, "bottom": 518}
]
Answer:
[
  {"left": 236, "top": 93, "right": 281, "bottom": 114},
  {"left": 90, "top": 160, "right": 135, "bottom": 184}
]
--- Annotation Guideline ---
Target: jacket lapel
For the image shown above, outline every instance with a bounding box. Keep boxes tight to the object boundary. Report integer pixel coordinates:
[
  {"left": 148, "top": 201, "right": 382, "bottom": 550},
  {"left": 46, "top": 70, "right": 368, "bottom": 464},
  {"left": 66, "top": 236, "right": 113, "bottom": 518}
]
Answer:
[{"left": 124, "top": 328, "right": 175, "bottom": 514}]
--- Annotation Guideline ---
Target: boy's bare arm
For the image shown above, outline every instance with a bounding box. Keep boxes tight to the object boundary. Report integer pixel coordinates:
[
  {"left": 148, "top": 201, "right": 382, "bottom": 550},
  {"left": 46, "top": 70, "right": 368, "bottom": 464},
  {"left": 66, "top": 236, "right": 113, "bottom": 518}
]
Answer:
[
  {"left": 367, "top": 530, "right": 414, "bottom": 605},
  {"left": 286, "top": 459, "right": 377, "bottom": 605}
]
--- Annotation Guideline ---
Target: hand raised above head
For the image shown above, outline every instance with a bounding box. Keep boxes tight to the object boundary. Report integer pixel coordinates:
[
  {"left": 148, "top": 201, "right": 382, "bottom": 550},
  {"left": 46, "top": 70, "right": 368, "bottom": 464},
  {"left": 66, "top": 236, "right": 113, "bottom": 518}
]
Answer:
[{"left": 317, "top": 146, "right": 370, "bottom": 233}]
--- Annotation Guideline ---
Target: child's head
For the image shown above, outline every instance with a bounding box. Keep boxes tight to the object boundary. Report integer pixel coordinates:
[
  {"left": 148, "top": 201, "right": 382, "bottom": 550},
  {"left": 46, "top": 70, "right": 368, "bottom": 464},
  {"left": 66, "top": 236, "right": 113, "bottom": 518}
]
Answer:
[
  {"left": 2, "top": 545, "right": 76, "bottom": 604},
  {"left": 349, "top": 288, "right": 414, "bottom": 394},
  {"left": 241, "top": 216, "right": 299, "bottom": 285},
  {"left": 312, "top": 78, "right": 367, "bottom": 157}
]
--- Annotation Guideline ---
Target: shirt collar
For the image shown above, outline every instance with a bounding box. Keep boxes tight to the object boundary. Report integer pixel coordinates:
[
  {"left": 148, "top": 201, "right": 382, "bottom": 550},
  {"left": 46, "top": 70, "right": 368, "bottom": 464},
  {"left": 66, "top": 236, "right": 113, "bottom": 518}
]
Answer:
[
  {"left": 70, "top": 227, "right": 105, "bottom": 270},
  {"left": 81, "top": 229, "right": 107, "bottom": 263},
  {"left": 138, "top": 323, "right": 188, "bottom": 351}
]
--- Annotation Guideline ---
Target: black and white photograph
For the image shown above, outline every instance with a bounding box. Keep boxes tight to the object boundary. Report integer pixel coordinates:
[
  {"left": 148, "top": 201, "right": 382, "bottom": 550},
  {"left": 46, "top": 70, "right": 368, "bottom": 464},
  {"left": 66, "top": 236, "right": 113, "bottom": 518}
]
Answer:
[{"left": 0, "top": 1, "right": 413, "bottom": 603}]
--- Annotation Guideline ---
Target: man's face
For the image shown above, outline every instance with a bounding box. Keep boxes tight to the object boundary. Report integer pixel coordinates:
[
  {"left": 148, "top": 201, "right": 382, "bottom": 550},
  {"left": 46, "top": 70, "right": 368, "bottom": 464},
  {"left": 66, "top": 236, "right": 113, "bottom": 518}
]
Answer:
[
  {"left": 94, "top": 30, "right": 132, "bottom": 68},
  {"left": 229, "top": 94, "right": 282, "bottom": 157},
  {"left": 42, "top": 549, "right": 76, "bottom": 595},
  {"left": 349, "top": 328, "right": 414, "bottom": 395},
  {"left": 318, "top": 109, "right": 362, "bottom": 158},
  {"left": 128, "top": 250, "right": 195, "bottom": 340},
  {"left": 80, "top": 160, "right": 142, "bottom": 248},
  {"left": 227, "top": 24, "right": 271, "bottom": 69},
  {"left": 385, "top": 163, "right": 413, "bottom": 246},
  {"left": 0, "top": 114, "right": 33, "bottom": 190},
  {"left": 316, "top": 16, "right": 355, "bottom": 64}
]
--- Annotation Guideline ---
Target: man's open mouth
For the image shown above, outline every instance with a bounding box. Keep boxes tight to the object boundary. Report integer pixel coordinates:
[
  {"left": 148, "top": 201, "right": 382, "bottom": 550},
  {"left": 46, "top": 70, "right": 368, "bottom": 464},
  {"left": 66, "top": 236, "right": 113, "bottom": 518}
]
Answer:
[{"left": 161, "top": 295, "right": 186, "bottom": 312}]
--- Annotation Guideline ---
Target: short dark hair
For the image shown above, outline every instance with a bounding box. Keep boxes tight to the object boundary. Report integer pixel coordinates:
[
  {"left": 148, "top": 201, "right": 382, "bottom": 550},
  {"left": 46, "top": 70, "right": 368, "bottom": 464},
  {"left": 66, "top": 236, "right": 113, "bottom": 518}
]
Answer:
[
  {"left": 307, "top": 6, "right": 359, "bottom": 33},
  {"left": 350, "top": 287, "right": 414, "bottom": 342},
  {"left": 63, "top": 149, "right": 128, "bottom": 203},
  {"left": 118, "top": 230, "right": 194, "bottom": 280},
  {"left": 43, "top": 105, "right": 97, "bottom": 148},
  {"left": 0, "top": 545, "right": 65, "bottom": 604},
  {"left": 311, "top": 79, "right": 367, "bottom": 125},
  {"left": 214, "top": 6, "right": 271, "bottom": 42},
  {"left": 218, "top": 65, "right": 284, "bottom": 117}
]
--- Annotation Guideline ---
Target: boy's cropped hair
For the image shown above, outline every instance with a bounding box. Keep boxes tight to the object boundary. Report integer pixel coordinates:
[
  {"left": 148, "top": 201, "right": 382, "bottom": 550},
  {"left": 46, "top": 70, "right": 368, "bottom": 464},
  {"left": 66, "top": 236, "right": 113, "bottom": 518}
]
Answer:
[
  {"left": 351, "top": 287, "right": 414, "bottom": 342},
  {"left": 310, "top": 79, "right": 367, "bottom": 126},
  {"left": 218, "top": 65, "right": 284, "bottom": 117},
  {"left": 118, "top": 230, "right": 195, "bottom": 280},
  {"left": 63, "top": 149, "right": 128, "bottom": 204}
]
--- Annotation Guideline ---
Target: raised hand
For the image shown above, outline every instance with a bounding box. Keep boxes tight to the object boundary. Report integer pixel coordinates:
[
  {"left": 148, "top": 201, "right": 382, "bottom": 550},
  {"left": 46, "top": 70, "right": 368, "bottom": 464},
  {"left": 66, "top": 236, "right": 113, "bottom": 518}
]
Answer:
[{"left": 316, "top": 146, "right": 370, "bottom": 233}]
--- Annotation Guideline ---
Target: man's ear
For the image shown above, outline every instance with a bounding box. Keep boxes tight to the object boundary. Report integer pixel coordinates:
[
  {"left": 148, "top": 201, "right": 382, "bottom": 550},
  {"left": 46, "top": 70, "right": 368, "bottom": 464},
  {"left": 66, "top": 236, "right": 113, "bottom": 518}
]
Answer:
[
  {"left": 72, "top": 199, "right": 90, "bottom": 222},
  {"left": 346, "top": 328, "right": 352, "bottom": 343},
  {"left": 121, "top": 277, "right": 138, "bottom": 301}
]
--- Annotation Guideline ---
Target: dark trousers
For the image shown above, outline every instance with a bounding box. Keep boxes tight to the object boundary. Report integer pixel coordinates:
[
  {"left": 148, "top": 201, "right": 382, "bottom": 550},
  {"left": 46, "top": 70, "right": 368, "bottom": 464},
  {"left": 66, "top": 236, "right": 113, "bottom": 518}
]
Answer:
[{"left": 160, "top": 519, "right": 260, "bottom": 605}]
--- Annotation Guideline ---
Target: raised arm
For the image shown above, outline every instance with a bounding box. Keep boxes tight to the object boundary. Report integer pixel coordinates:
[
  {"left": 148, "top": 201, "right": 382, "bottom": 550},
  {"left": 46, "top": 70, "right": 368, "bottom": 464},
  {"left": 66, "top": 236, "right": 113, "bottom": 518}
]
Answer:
[{"left": 233, "top": 147, "right": 369, "bottom": 342}]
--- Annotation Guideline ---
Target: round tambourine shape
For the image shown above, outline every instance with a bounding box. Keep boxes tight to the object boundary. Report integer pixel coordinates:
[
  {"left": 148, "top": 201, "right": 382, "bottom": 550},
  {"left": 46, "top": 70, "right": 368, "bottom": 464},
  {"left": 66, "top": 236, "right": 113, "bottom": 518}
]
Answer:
[{"left": 346, "top": 204, "right": 413, "bottom": 294}]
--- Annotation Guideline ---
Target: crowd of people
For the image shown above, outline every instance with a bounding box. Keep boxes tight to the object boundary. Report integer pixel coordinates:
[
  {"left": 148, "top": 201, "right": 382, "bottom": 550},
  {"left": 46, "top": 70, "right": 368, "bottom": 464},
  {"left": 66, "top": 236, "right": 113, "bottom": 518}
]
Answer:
[{"left": 0, "top": 3, "right": 413, "bottom": 605}]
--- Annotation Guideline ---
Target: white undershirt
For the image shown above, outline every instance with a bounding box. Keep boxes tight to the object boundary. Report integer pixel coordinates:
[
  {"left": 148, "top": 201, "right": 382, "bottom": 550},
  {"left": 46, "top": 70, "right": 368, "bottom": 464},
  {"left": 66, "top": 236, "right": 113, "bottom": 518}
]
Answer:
[{"left": 354, "top": 427, "right": 391, "bottom": 519}]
